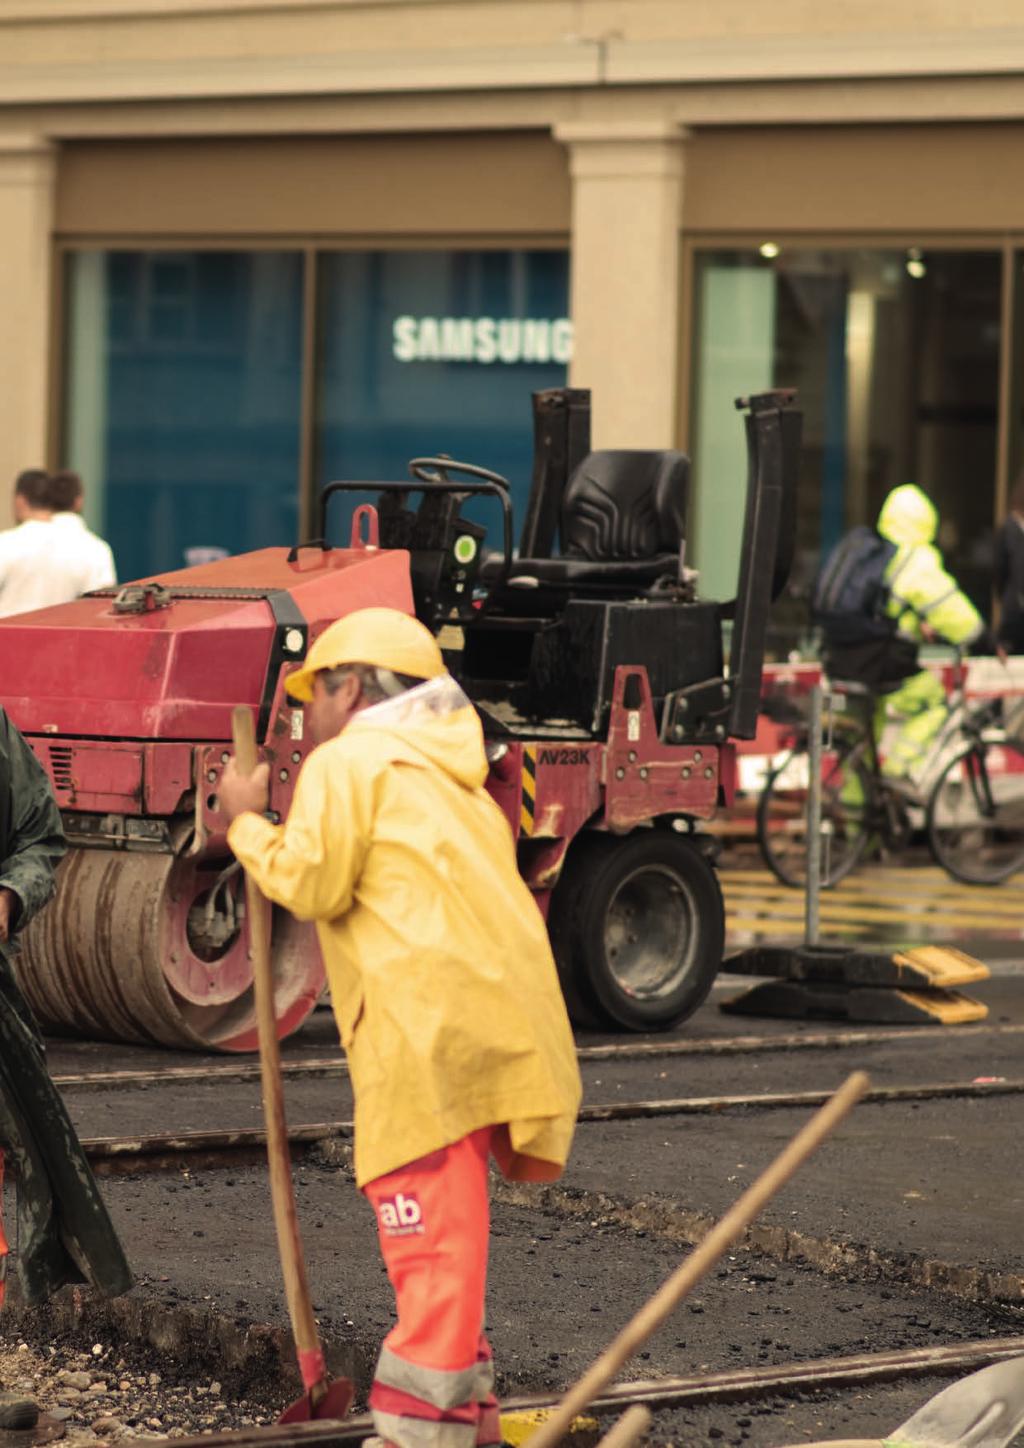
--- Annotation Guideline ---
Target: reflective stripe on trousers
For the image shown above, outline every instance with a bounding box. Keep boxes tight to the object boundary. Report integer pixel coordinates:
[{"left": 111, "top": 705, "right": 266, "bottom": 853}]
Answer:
[{"left": 364, "top": 1127, "right": 499, "bottom": 1448}]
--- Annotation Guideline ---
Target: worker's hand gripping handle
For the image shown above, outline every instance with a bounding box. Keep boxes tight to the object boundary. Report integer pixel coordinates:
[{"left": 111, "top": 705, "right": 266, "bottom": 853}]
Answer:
[{"left": 230, "top": 707, "right": 327, "bottom": 1402}]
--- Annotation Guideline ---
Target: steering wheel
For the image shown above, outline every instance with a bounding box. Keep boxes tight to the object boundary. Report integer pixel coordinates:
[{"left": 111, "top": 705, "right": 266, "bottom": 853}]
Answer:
[{"left": 408, "top": 456, "right": 511, "bottom": 492}]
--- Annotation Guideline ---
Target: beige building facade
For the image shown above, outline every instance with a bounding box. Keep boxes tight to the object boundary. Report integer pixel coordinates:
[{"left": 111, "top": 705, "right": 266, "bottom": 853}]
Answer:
[{"left": 5, "top": 0, "right": 1024, "bottom": 620}]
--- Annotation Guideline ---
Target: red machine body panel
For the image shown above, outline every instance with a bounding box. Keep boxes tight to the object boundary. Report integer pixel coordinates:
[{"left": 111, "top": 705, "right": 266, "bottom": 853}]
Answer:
[
  {"left": 25, "top": 738, "right": 195, "bottom": 816},
  {"left": 0, "top": 547, "right": 413, "bottom": 742}
]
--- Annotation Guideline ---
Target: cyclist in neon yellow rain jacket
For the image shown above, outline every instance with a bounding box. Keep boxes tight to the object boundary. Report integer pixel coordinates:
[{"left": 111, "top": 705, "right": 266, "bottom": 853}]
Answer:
[{"left": 828, "top": 485, "right": 990, "bottom": 782}]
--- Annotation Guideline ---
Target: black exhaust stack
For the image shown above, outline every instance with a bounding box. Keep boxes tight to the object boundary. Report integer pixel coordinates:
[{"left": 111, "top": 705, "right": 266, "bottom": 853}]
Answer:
[
  {"left": 660, "top": 389, "right": 801, "bottom": 745},
  {"left": 727, "top": 389, "right": 801, "bottom": 739}
]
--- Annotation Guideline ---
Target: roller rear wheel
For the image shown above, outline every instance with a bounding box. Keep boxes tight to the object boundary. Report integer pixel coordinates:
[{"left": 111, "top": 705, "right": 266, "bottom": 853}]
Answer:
[{"left": 549, "top": 830, "right": 723, "bottom": 1032}]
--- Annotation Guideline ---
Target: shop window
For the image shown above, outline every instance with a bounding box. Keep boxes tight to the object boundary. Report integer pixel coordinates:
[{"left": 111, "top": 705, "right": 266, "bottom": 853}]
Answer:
[
  {"left": 315, "top": 249, "right": 571, "bottom": 545},
  {"left": 64, "top": 251, "right": 304, "bottom": 581},
  {"left": 691, "top": 248, "right": 1001, "bottom": 652},
  {"left": 62, "top": 247, "right": 569, "bottom": 584}
]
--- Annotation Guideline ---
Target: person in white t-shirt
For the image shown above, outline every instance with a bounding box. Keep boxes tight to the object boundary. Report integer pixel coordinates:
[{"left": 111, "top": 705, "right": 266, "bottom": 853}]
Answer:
[{"left": 0, "top": 469, "right": 117, "bottom": 619}]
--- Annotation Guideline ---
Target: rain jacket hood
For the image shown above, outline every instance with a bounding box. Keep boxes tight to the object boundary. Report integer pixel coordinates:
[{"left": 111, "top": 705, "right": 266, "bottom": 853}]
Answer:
[
  {"left": 874, "top": 486, "right": 983, "bottom": 650},
  {"left": 347, "top": 675, "right": 487, "bottom": 792},
  {"left": 877, "top": 484, "right": 938, "bottom": 548},
  {"left": 229, "top": 675, "right": 581, "bottom": 1187}
]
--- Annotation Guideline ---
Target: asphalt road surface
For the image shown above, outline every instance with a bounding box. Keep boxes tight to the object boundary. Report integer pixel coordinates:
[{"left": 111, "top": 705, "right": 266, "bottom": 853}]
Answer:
[{"left": 5, "top": 856, "right": 1023, "bottom": 1446}]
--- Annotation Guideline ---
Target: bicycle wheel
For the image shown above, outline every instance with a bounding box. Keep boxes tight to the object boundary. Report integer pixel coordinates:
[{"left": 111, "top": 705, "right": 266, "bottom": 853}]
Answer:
[
  {"left": 756, "top": 738, "right": 874, "bottom": 889},
  {"left": 926, "top": 737, "right": 1024, "bottom": 884}
]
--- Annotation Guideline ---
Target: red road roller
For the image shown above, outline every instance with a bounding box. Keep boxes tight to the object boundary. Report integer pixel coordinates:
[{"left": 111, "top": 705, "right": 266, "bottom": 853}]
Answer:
[{"left": 0, "top": 389, "right": 799, "bottom": 1049}]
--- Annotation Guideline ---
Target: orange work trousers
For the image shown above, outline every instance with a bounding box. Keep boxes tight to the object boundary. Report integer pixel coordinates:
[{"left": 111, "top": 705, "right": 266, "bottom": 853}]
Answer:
[{"left": 364, "top": 1127, "right": 499, "bottom": 1448}]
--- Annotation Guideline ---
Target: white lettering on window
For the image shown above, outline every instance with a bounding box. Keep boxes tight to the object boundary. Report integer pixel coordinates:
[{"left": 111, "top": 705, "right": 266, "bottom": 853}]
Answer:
[
  {"left": 392, "top": 315, "right": 418, "bottom": 362},
  {"left": 475, "top": 316, "right": 497, "bottom": 364},
  {"left": 391, "top": 317, "right": 573, "bottom": 364}
]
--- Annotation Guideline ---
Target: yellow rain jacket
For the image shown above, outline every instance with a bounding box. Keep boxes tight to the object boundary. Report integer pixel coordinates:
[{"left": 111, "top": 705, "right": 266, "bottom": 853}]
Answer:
[
  {"left": 227, "top": 675, "right": 582, "bottom": 1188},
  {"left": 877, "top": 485, "right": 983, "bottom": 647}
]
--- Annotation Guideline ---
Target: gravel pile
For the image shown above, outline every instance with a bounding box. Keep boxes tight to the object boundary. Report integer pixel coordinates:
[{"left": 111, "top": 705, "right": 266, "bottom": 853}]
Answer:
[{"left": 0, "top": 1334, "right": 275, "bottom": 1441}]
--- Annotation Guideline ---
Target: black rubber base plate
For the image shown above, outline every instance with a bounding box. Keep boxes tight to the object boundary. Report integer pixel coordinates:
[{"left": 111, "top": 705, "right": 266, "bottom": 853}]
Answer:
[{"left": 720, "top": 977, "right": 987, "bottom": 1024}]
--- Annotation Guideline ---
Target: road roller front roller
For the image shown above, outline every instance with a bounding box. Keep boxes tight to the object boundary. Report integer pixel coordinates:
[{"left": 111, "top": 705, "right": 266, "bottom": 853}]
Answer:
[
  {"left": 0, "top": 387, "right": 800, "bottom": 1049},
  {"left": 16, "top": 847, "right": 319, "bottom": 1050}
]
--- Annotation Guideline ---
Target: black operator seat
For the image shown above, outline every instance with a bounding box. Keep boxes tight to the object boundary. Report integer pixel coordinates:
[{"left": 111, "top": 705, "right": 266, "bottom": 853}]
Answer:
[{"left": 504, "top": 449, "right": 689, "bottom": 593}]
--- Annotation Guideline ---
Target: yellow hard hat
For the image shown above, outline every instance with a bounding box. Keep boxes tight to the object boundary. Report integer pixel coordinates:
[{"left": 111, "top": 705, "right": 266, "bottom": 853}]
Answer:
[{"left": 285, "top": 607, "right": 445, "bottom": 702}]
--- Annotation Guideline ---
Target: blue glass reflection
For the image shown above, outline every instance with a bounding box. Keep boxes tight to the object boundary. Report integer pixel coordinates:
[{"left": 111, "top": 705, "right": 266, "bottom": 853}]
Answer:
[
  {"left": 315, "top": 250, "right": 570, "bottom": 547},
  {"left": 68, "top": 251, "right": 303, "bottom": 581}
]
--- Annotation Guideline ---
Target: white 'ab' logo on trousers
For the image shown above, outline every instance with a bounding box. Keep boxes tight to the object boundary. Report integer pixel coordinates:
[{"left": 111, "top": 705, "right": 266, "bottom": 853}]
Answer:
[{"left": 377, "top": 1192, "right": 425, "bottom": 1236}]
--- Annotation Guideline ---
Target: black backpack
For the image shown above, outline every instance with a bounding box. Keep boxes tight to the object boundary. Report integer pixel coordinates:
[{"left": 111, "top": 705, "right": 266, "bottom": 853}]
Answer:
[{"left": 812, "top": 525, "right": 898, "bottom": 646}]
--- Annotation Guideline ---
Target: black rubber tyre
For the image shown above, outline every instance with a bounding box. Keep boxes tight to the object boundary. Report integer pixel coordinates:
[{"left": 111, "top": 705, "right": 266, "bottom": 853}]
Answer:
[
  {"left": 926, "top": 738, "right": 1024, "bottom": 884},
  {"left": 756, "top": 740, "right": 872, "bottom": 889},
  {"left": 548, "top": 830, "right": 723, "bottom": 1032}
]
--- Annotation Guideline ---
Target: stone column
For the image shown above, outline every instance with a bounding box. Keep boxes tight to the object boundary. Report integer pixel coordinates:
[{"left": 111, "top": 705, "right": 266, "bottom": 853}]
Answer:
[
  {"left": 0, "top": 135, "right": 56, "bottom": 488},
  {"left": 554, "top": 120, "right": 687, "bottom": 450}
]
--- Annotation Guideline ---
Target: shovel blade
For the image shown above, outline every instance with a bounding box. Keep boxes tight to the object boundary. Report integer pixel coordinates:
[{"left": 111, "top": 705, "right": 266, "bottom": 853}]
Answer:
[
  {"left": 891, "top": 1357, "right": 1024, "bottom": 1448},
  {"left": 277, "top": 1376, "right": 355, "bottom": 1425}
]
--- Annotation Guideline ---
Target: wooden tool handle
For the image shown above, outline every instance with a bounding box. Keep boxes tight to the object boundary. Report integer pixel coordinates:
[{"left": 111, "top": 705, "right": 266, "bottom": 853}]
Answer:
[
  {"left": 231, "top": 708, "right": 325, "bottom": 1395},
  {"left": 593, "top": 1406, "right": 652, "bottom": 1448},
  {"left": 527, "top": 1071, "right": 870, "bottom": 1448}
]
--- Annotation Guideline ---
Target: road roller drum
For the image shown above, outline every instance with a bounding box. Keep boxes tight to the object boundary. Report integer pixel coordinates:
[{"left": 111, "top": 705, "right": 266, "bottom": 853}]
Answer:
[{"left": 15, "top": 846, "right": 321, "bottom": 1051}]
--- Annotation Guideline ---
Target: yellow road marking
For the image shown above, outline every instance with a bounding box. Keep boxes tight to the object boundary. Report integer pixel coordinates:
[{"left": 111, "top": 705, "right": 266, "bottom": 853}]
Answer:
[
  {"left": 722, "top": 865, "right": 1018, "bottom": 886},
  {"left": 721, "top": 884, "right": 1024, "bottom": 919},
  {"left": 726, "top": 915, "right": 869, "bottom": 936},
  {"left": 723, "top": 897, "right": 1024, "bottom": 929}
]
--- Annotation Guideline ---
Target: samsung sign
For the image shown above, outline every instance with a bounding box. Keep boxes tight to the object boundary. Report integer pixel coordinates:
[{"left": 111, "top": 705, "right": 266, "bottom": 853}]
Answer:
[{"left": 393, "top": 315, "right": 573, "bottom": 365}]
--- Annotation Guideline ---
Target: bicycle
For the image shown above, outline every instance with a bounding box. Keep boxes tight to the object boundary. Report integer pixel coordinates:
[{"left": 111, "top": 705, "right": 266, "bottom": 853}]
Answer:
[
  {"left": 756, "top": 658, "right": 1024, "bottom": 887},
  {"left": 926, "top": 691, "right": 1024, "bottom": 883}
]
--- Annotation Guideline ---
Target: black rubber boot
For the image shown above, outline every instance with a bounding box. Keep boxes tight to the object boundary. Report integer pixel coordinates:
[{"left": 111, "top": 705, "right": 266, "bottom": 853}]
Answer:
[{"left": 0, "top": 1397, "right": 40, "bottom": 1431}]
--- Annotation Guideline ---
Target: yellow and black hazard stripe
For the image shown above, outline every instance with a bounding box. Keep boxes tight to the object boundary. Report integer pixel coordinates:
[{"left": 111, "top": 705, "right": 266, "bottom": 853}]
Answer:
[{"left": 521, "top": 745, "right": 537, "bottom": 837}]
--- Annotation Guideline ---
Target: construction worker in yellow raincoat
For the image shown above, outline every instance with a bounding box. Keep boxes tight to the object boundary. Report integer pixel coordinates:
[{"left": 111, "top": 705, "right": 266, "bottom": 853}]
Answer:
[
  {"left": 819, "top": 484, "right": 993, "bottom": 786},
  {"left": 218, "top": 608, "right": 582, "bottom": 1448}
]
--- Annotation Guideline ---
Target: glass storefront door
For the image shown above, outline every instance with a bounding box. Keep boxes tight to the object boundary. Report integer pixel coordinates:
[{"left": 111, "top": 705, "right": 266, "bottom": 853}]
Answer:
[
  {"left": 64, "top": 251, "right": 304, "bottom": 581},
  {"left": 691, "top": 247, "right": 1002, "bottom": 648}
]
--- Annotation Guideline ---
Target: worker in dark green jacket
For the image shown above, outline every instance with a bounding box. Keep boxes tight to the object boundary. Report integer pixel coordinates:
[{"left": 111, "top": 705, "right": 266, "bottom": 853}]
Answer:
[{"left": 0, "top": 709, "right": 131, "bottom": 1426}]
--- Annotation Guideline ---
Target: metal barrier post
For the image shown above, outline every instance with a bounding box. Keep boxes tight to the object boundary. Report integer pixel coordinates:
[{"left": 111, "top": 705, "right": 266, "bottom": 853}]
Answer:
[{"left": 805, "top": 684, "right": 823, "bottom": 946}]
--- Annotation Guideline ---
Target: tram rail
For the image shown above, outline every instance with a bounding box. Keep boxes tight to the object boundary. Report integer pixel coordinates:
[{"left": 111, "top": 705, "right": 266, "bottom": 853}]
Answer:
[
  {"left": 50, "top": 1022, "right": 1024, "bottom": 1094},
  {"left": 116, "top": 1336, "right": 1024, "bottom": 1448},
  {"left": 77, "top": 1076, "right": 1024, "bottom": 1175}
]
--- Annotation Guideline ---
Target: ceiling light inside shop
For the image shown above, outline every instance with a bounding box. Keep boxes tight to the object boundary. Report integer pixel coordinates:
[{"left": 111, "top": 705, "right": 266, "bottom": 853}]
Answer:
[
  {"left": 906, "top": 248, "right": 926, "bottom": 279},
  {"left": 759, "top": 242, "right": 780, "bottom": 259}
]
